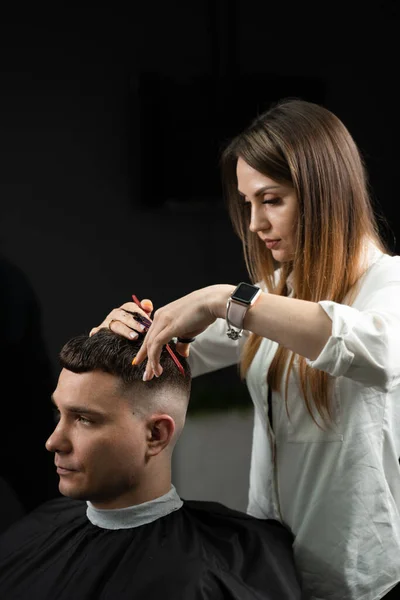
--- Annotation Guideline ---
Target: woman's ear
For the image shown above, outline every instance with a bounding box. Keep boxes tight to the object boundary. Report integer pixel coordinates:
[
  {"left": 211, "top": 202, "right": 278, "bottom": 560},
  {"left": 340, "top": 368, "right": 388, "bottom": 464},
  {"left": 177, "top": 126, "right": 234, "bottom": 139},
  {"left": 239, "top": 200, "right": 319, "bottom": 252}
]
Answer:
[{"left": 146, "top": 415, "right": 175, "bottom": 457}]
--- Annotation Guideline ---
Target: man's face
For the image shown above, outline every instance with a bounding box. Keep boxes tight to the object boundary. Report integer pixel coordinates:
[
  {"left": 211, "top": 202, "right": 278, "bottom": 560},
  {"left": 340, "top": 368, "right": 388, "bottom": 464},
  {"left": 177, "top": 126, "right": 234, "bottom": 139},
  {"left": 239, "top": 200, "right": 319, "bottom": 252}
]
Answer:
[{"left": 46, "top": 369, "right": 148, "bottom": 509}]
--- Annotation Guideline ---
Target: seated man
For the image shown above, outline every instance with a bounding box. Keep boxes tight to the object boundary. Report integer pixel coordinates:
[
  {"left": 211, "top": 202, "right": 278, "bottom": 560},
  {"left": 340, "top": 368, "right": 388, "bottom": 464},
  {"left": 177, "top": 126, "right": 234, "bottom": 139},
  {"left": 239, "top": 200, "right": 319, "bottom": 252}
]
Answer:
[{"left": 0, "top": 329, "right": 301, "bottom": 599}]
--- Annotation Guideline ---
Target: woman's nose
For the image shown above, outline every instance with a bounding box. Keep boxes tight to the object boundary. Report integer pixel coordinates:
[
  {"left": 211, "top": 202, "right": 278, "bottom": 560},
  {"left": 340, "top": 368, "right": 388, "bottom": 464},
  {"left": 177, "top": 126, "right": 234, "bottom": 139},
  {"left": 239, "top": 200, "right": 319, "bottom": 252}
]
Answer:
[{"left": 249, "top": 204, "right": 270, "bottom": 233}]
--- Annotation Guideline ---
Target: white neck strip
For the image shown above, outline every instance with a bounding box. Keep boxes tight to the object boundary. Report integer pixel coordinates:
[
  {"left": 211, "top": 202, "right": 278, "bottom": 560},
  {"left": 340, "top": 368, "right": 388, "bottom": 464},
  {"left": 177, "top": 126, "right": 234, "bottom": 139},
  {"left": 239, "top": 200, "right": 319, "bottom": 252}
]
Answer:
[{"left": 86, "top": 485, "right": 183, "bottom": 530}]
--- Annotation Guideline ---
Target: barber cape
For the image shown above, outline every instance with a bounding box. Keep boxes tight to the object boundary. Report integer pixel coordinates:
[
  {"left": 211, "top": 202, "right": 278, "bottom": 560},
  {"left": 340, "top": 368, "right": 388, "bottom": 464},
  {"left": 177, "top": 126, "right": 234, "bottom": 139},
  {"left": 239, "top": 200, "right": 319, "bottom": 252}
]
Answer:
[{"left": 0, "top": 487, "right": 301, "bottom": 599}]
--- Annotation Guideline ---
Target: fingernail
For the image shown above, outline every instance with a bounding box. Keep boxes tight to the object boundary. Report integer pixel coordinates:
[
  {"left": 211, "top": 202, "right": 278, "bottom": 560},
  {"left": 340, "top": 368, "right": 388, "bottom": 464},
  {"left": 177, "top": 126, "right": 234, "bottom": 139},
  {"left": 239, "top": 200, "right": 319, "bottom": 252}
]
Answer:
[
  {"left": 142, "top": 372, "right": 148, "bottom": 381},
  {"left": 177, "top": 347, "right": 190, "bottom": 358},
  {"left": 154, "top": 366, "right": 163, "bottom": 378},
  {"left": 130, "top": 332, "right": 138, "bottom": 339},
  {"left": 132, "top": 357, "right": 137, "bottom": 366}
]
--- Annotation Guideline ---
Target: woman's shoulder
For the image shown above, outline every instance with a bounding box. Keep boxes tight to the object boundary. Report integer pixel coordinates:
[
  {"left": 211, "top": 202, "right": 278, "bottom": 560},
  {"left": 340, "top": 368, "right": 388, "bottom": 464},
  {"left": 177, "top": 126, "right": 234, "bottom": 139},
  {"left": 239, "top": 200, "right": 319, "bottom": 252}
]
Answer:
[{"left": 365, "top": 248, "right": 400, "bottom": 284}]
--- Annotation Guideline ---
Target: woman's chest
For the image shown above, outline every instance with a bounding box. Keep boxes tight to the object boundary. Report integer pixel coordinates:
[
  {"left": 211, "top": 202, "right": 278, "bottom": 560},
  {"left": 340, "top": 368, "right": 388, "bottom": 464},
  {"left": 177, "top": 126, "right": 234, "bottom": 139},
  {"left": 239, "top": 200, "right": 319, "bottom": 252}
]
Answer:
[{"left": 245, "top": 337, "right": 386, "bottom": 444}]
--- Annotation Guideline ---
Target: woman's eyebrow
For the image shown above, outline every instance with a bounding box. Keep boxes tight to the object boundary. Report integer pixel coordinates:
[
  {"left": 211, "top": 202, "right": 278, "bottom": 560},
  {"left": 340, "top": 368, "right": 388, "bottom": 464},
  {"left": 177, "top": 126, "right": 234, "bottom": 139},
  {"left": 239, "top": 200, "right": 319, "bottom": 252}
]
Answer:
[{"left": 238, "top": 185, "right": 281, "bottom": 197}]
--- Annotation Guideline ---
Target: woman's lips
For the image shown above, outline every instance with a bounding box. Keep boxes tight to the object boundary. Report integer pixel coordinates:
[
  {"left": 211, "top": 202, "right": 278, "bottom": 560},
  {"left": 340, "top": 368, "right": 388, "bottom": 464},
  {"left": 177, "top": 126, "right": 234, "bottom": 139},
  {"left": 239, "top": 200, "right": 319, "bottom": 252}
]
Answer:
[{"left": 265, "top": 239, "right": 281, "bottom": 249}]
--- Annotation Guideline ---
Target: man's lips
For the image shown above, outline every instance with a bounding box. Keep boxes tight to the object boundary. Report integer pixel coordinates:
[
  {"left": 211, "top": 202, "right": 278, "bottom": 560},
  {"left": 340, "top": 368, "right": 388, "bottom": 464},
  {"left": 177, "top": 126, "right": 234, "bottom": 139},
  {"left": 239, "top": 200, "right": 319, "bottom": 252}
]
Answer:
[{"left": 55, "top": 463, "right": 77, "bottom": 472}]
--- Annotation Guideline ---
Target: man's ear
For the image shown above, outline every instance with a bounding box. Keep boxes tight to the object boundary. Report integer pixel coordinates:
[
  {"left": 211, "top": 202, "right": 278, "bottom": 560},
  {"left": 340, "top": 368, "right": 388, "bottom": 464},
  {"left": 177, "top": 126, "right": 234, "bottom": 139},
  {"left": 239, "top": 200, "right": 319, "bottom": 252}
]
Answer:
[{"left": 146, "top": 414, "right": 175, "bottom": 457}]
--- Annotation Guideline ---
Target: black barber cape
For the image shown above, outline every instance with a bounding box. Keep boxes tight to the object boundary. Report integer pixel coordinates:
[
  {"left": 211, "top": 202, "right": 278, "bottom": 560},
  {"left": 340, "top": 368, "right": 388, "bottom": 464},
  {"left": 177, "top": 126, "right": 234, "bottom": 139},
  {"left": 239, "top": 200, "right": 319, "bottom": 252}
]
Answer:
[{"left": 0, "top": 497, "right": 301, "bottom": 599}]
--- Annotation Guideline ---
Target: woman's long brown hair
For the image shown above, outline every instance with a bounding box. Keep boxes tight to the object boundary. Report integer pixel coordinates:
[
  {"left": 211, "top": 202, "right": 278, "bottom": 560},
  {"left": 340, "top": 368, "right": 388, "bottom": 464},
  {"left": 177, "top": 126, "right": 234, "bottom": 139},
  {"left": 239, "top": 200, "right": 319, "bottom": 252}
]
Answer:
[{"left": 221, "top": 99, "right": 388, "bottom": 423}]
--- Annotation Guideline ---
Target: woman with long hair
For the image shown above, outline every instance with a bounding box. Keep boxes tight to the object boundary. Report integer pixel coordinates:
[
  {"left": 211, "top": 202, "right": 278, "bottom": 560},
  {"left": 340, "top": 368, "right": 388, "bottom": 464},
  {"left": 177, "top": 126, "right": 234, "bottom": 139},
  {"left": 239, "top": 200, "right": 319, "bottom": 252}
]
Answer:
[{"left": 91, "top": 99, "right": 400, "bottom": 599}]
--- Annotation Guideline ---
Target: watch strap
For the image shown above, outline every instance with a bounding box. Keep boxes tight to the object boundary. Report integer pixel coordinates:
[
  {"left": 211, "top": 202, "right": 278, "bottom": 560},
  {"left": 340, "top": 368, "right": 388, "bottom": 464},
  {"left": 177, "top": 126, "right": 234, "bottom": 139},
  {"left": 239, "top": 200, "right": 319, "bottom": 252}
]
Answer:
[
  {"left": 227, "top": 300, "right": 249, "bottom": 330},
  {"left": 226, "top": 299, "right": 247, "bottom": 340}
]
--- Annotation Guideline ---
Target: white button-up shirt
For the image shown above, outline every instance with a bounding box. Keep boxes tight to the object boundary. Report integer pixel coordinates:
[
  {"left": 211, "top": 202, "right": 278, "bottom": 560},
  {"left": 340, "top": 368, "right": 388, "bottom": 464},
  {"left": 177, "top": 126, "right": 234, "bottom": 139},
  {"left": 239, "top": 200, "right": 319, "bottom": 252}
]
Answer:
[{"left": 189, "top": 246, "right": 400, "bottom": 600}]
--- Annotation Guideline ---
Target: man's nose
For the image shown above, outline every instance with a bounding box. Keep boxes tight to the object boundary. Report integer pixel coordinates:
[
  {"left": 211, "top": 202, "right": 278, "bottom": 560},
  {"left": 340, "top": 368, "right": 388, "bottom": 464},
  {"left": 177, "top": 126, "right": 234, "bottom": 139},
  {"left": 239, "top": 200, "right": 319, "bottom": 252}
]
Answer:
[
  {"left": 249, "top": 204, "right": 270, "bottom": 233},
  {"left": 45, "top": 421, "right": 72, "bottom": 454}
]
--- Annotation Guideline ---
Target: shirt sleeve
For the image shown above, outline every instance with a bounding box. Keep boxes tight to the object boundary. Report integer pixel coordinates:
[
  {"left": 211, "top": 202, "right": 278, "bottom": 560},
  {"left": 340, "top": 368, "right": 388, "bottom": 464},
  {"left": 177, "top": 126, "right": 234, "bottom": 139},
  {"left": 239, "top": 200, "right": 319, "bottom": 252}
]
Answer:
[
  {"left": 188, "top": 318, "right": 248, "bottom": 378},
  {"left": 307, "top": 272, "right": 400, "bottom": 391}
]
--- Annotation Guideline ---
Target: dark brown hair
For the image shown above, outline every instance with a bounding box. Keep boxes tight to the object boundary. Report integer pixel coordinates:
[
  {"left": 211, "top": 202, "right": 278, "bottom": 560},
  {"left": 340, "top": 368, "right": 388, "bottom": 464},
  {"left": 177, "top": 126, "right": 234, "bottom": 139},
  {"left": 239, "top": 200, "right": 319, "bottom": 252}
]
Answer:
[
  {"left": 221, "top": 98, "right": 388, "bottom": 423},
  {"left": 60, "top": 329, "right": 191, "bottom": 398}
]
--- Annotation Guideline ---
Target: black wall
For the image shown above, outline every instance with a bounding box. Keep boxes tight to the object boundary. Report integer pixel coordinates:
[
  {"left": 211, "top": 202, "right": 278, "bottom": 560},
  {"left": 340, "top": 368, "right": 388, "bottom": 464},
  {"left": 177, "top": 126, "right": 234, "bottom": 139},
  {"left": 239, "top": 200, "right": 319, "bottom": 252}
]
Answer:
[{"left": 1, "top": 2, "right": 399, "bottom": 377}]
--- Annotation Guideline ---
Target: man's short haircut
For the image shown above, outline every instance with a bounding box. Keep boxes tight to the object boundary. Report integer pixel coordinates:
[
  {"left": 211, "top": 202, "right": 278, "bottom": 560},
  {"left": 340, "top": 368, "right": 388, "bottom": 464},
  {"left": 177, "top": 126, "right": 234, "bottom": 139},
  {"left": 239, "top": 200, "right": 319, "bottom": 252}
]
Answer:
[{"left": 59, "top": 329, "right": 191, "bottom": 398}]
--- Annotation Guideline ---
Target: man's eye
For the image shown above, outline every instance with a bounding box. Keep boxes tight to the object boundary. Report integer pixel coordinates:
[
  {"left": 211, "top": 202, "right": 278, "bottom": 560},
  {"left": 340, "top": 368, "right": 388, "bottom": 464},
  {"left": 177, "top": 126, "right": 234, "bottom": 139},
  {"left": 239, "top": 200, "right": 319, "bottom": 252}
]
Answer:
[
  {"left": 77, "top": 416, "right": 92, "bottom": 425},
  {"left": 53, "top": 409, "right": 61, "bottom": 423}
]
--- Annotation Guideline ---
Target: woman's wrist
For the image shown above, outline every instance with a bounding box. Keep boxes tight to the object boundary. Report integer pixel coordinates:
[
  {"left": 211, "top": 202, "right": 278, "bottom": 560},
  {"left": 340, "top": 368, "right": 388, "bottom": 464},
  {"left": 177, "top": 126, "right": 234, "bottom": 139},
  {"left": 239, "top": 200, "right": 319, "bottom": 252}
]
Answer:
[{"left": 205, "top": 284, "right": 236, "bottom": 320}]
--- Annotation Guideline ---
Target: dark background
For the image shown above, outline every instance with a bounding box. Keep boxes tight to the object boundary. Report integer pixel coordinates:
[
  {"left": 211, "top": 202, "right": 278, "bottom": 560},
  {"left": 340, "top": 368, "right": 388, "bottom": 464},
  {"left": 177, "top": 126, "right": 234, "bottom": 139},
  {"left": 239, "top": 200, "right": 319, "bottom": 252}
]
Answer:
[{"left": 0, "top": 1, "right": 399, "bottom": 409}]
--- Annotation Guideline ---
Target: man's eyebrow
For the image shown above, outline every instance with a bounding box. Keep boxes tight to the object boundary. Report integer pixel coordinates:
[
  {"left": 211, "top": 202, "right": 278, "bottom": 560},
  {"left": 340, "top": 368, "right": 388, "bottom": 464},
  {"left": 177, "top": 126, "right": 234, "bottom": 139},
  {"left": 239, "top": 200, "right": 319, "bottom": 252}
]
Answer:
[
  {"left": 238, "top": 185, "right": 281, "bottom": 198},
  {"left": 50, "top": 395, "right": 106, "bottom": 417}
]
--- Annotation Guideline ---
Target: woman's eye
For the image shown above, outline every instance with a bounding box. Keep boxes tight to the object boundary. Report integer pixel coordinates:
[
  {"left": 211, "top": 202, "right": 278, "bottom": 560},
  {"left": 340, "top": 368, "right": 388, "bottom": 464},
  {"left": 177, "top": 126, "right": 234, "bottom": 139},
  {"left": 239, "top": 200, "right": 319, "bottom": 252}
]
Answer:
[{"left": 262, "top": 197, "right": 280, "bottom": 205}]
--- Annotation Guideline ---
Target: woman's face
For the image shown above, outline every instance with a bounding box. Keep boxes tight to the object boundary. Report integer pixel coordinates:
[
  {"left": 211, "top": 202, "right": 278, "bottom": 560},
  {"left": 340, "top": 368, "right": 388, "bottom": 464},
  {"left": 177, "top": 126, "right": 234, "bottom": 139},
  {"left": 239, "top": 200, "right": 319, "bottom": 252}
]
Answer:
[{"left": 236, "top": 157, "right": 298, "bottom": 263}]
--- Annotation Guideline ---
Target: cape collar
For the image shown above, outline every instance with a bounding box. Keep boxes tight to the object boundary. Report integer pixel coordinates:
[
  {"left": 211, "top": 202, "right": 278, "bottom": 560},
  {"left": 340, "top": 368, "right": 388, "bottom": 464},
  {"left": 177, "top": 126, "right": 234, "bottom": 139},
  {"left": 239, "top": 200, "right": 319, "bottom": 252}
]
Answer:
[{"left": 86, "top": 485, "right": 183, "bottom": 530}]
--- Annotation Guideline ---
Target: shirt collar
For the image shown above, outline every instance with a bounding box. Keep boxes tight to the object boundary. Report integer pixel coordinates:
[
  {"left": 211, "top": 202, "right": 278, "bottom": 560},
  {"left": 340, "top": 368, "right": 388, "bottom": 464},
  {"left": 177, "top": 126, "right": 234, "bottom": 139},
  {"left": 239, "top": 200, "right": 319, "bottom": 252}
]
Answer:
[
  {"left": 286, "top": 271, "right": 294, "bottom": 295},
  {"left": 86, "top": 485, "right": 183, "bottom": 530}
]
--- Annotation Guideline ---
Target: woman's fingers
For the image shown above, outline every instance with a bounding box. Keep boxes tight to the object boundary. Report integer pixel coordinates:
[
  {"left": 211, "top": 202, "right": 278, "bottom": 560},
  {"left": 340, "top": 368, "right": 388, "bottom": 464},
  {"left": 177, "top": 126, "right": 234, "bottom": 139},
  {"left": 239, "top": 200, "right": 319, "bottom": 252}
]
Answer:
[
  {"left": 108, "top": 316, "right": 143, "bottom": 340},
  {"left": 175, "top": 341, "right": 191, "bottom": 358},
  {"left": 90, "top": 303, "right": 150, "bottom": 340},
  {"left": 134, "top": 336, "right": 150, "bottom": 366},
  {"left": 134, "top": 321, "right": 169, "bottom": 380},
  {"left": 132, "top": 287, "right": 225, "bottom": 381},
  {"left": 144, "top": 330, "right": 167, "bottom": 380},
  {"left": 136, "top": 294, "right": 216, "bottom": 379}
]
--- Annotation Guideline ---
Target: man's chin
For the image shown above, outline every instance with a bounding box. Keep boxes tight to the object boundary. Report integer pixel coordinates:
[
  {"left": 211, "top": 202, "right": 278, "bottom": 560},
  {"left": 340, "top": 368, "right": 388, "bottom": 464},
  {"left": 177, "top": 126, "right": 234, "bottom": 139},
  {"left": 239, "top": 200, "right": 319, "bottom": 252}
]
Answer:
[{"left": 58, "top": 482, "right": 89, "bottom": 502}]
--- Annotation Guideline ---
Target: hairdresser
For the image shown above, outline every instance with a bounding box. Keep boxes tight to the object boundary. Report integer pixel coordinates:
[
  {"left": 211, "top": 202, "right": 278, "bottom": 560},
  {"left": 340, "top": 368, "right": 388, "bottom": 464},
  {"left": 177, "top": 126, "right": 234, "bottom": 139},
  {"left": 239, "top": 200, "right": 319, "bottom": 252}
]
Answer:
[{"left": 91, "top": 99, "right": 400, "bottom": 599}]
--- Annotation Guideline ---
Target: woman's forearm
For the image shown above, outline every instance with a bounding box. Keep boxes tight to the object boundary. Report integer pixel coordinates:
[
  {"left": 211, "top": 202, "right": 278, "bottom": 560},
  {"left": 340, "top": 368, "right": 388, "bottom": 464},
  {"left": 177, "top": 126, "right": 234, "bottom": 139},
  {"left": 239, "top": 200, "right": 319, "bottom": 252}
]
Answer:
[{"left": 212, "top": 286, "right": 332, "bottom": 361}]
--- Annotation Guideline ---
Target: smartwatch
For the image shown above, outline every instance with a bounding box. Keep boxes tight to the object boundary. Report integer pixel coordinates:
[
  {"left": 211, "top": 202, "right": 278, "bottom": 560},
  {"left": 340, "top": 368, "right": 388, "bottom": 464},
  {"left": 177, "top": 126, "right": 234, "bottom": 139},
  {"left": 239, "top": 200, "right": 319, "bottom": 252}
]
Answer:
[{"left": 226, "top": 282, "right": 261, "bottom": 340}]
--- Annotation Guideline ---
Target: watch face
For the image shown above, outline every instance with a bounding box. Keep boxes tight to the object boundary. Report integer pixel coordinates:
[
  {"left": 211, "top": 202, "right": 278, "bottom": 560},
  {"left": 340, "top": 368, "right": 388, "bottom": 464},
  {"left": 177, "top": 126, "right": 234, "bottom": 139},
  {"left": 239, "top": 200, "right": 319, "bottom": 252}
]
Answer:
[{"left": 231, "top": 282, "right": 260, "bottom": 304}]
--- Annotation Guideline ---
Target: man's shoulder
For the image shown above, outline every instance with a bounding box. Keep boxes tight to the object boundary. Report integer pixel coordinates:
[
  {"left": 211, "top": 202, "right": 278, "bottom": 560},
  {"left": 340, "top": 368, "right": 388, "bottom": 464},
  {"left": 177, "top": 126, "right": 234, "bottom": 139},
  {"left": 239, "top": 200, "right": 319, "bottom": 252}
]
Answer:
[
  {"left": 182, "top": 498, "right": 282, "bottom": 523},
  {"left": 181, "top": 499, "right": 256, "bottom": 520},
  {"left": 181, "top": 499, "right": 293, "bottom": 541},
  {"left": 176, "top": 501, "right": 300, "bottom": 599},
  {"left": 31, "top": 496, "right": 86, "bottom": 518},
  {"left": 0, "top": 497, "right": 86, "bottom": 546}
]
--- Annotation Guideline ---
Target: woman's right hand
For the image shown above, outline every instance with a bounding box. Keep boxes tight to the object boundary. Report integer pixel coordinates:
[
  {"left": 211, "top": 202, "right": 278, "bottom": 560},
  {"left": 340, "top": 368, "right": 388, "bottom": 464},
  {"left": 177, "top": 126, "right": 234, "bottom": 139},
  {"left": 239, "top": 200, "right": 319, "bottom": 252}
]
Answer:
[{"left": 89, "top": 298, "right": 154, "bottom": 340}]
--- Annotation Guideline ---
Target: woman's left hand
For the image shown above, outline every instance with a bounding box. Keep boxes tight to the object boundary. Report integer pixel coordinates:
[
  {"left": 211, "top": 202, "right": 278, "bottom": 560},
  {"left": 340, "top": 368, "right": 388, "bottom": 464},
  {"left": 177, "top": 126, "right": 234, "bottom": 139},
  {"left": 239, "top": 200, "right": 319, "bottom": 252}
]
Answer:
[{"left": 134, "top": 284, "right": 234, "bottom": 380}]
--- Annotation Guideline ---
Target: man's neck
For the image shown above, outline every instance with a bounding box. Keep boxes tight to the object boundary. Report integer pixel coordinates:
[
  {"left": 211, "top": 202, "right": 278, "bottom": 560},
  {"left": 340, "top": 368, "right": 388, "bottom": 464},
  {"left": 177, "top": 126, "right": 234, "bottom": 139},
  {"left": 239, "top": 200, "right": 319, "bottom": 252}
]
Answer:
[{"left": 90, "top": 467, "right": 172, "bottom": 510}]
